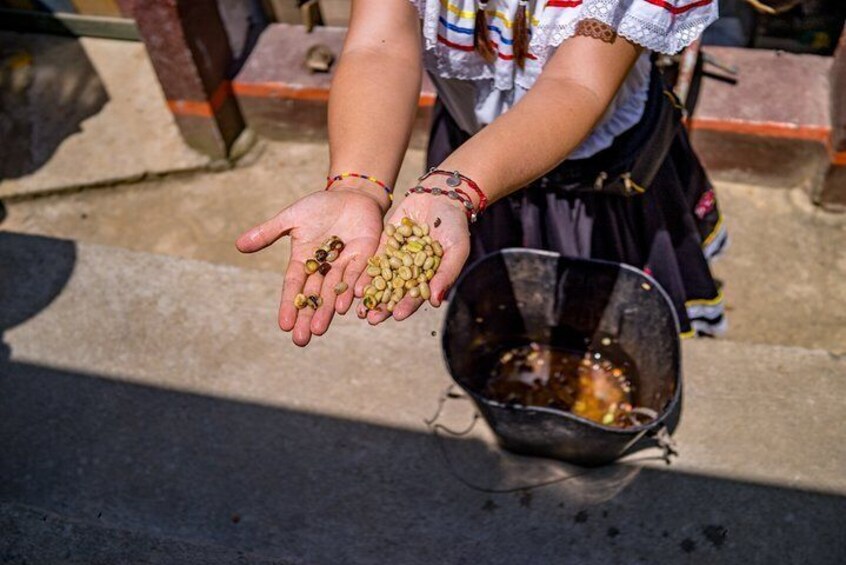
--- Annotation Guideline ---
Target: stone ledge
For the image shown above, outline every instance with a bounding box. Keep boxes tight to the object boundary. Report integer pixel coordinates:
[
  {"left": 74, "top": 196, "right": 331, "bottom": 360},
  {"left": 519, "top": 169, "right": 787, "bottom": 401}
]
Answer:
[
  {"left": 689, "top": 46, "right": 843, "bottom": 208},
  {"left": 233, "top": 23, "right": 436, "bottom": 149}
]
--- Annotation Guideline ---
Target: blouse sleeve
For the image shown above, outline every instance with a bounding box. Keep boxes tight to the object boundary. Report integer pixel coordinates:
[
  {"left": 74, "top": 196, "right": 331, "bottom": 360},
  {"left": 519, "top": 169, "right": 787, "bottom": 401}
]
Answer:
[{"left": 532, "top": 0, "right": 719, "bottom": 58}]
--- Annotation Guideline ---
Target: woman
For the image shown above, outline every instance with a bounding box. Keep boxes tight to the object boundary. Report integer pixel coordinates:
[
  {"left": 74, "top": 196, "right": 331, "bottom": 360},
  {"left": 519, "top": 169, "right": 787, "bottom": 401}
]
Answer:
[{"left": 236, "top": 0, "right": 726, "bottom": 346}]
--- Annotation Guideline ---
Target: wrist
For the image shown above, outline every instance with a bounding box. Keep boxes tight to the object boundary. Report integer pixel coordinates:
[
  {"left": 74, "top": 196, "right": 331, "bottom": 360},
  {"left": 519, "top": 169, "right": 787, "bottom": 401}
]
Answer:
[
  {"left": 327, "top": 176, "right": 392, "bottom": 214},
  {"left": 418, "top": 166, "right": 489, "bottom": 219}
]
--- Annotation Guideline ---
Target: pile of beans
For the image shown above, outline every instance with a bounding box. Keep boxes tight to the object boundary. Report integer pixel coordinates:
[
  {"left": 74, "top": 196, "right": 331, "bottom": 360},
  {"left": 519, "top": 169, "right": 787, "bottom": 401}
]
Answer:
[
  {"left": 362, "top": 217, "right": 443, "bottom": 313},
  {"left": 294, "top": 235, "right": 347, "bottom": 310}
]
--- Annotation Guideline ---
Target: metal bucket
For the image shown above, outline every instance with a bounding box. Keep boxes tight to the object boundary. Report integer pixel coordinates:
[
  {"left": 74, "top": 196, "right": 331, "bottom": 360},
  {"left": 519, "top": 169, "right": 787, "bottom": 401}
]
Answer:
[{"left": 441, "top": 249, "right": 682, "bottom": 467}]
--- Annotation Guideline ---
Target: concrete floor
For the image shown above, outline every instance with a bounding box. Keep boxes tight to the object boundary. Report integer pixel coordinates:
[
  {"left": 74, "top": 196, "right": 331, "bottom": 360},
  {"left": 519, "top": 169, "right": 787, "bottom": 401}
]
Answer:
[
  {"left": 3, "top": 139, "right": 844, "bottom": 354},
  {"left": 0, "top": 33, "right": 210, "bottom": 198},
  {"left": 2, "top": 235, "right": 844, "bottom": 564},
  {"left": 2, "top": 30, "right": 845, "bottom": 565}
]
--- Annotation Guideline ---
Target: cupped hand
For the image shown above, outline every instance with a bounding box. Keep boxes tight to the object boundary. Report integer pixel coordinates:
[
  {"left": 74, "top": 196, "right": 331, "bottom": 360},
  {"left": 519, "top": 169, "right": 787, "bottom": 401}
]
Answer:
[
  {"left": 236, "top": 188, "right": 385, "bottom": 346},
  {"left": 356, "top": 192, "right": 471, "bottom": 325}
]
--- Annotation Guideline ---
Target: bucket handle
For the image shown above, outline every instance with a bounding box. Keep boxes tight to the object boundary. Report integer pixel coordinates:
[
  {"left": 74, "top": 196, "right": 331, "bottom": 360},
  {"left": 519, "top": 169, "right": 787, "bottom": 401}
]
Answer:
[{"left": 425, "top": 385, "right": 678, "bottom": 494}]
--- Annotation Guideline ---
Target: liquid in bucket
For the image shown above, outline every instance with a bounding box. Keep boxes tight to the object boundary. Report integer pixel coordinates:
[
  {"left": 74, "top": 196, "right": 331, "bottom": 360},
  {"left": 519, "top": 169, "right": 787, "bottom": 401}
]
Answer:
[{"left": 483, "top": 343, "right": 653, "bottom": 428}]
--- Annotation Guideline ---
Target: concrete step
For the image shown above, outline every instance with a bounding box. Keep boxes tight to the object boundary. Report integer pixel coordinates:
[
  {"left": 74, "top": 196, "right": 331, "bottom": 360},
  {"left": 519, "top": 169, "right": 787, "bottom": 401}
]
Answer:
[
  {"left": 3, "top": 140, "right": 844, "bottom": 353},
  {"left": 2, "top": 233, "right": 844, "bottom": 564},
  {"left": 0, "top": 33, "right": 211, "bottom": 200}
]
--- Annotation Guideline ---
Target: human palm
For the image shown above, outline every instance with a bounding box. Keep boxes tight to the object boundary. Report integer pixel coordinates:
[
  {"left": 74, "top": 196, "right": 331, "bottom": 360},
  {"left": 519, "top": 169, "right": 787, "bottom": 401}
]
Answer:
[
  {"left": 356, "top": 192, "right": 471, "bottom": 325},
  {"left": 237, "top": 189, "right": 384, "bottom": 346}
]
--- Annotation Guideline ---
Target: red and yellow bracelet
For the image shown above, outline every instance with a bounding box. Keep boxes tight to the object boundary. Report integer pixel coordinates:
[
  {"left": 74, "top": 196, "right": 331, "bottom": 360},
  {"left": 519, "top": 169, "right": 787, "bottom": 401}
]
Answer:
[{"left": 325, "top": 172, "right": 394, "bottom": 201}]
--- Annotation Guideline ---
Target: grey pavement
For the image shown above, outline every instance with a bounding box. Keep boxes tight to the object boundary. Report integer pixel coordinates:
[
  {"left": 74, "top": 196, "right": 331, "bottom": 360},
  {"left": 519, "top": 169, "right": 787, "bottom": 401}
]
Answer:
[
  {"left": 2, "top": 234, "right": 844, "bottom": 564},
  {"left": 3, "top": 140, "right": 844, "bottom": 353},
  {"left": 0, "top": 33, "right": 210, "bottom": 199}
]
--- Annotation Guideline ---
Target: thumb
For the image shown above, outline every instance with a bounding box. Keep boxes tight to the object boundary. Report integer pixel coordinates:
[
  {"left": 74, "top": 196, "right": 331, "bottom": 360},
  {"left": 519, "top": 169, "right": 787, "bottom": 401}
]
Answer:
[
  {"left": 428, "top": 240, "right": 469, "bottom": 308},
  {"left": 236, "top": 207, "right": 295, "bottom": 253}
]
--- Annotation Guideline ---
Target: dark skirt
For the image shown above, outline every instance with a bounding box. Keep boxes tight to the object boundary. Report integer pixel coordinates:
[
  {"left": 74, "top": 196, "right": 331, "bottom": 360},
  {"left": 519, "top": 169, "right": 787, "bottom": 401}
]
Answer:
[{"left": 427, "top": 67, "right": 727, "bottom": 337}]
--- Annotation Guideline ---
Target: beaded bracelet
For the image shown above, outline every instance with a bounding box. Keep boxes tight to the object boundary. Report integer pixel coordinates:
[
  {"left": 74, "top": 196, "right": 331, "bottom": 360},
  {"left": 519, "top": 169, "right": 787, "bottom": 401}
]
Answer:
[
  {"left": 326, "top": 172, "right": 394, "bottom": 201},
  {"left": 404, "top": 185, "right": 478, "bottom": 223},
  {"left": 419, "top": 168, "right": 488, "bottom": 213}
]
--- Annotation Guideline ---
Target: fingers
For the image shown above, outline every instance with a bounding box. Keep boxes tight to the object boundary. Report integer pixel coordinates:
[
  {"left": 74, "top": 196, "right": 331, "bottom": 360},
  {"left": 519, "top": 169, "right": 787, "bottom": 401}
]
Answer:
[
  {"left": 310, "top": 264, "right": 343, "bottom": 336},
  {"left": 337, "top": 254, "right": 365, "bottom": 315},
  {"left": 236, "top": 207, "right": 294, "bottom": 253},
  {"left": 291, "top": 274, "right": 323, "bottom": 346},
  {"left": 366, "top": 304, "right": 392, "bottom": 325},
  {"left": 428, "top": 242, "right": 469, "bottom": 308},
  {"left": 278, "top": 259, "right": 307, "bottom": 332},
  {"left": 391, "top": 295, "right": 425, "bottom": 321}
]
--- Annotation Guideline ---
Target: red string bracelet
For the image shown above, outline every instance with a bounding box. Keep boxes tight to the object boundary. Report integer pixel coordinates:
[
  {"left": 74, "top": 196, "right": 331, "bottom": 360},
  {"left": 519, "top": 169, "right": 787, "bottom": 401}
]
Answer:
[
  {"left": 404, "top": 185, "right": 478, "bottom": 223},
  {"left": 419, "top": 168, "right": 488, "bottom": 213},
  {"left": 326, "top": 172, "right": 394, "bottom": 201}
]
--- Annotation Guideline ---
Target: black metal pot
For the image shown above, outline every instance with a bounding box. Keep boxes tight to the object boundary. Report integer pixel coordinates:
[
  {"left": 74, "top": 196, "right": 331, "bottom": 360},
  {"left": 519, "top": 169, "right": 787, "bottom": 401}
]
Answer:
[{"left": 441, "top": 249, "right": 682, "bottom": 467}]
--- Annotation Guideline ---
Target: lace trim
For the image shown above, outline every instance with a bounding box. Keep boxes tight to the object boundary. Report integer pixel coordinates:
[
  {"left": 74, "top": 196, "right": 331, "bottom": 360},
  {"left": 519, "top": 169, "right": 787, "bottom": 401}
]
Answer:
[{"left": 410, "top": 0, "right": 717, "bottom": 92}]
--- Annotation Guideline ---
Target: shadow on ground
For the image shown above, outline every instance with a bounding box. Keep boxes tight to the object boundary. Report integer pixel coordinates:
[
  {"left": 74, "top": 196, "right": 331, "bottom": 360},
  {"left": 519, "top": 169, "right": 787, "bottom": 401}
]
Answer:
[
  {"left": 0, "top": 233, "right": 844, "bottom": 564},
  {"left": 0, "top": 31, "right": 108, "bottom": 180}
]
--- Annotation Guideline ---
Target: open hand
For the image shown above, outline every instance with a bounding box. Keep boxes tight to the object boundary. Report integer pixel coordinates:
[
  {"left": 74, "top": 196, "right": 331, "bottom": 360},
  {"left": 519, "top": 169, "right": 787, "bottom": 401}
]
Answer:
[
  {"left": 356, "top": 192, "right": 471, "bottom": 325},
  {"left": 237, "top": 188, "right": 385, "bottom": 346}
]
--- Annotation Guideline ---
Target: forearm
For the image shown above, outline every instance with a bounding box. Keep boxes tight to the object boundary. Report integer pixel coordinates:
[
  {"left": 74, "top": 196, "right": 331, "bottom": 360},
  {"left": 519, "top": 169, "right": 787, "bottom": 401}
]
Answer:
[
  {"left": 439, "top": 77, "right": 611, "bottom": 199},
  {"left": 439, "top": 31, "right": 641, "bottom": 205},
  {"left": 328, "top": 2, "right": 423, "bottom": 212}
]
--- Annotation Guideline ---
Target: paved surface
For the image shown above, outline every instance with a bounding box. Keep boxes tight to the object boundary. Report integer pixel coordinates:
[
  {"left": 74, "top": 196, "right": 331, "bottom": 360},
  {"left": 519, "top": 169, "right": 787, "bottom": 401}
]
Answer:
[
  {"left": 3, "top": 139, "right": 844, "bottom": 353},
  {"left": 2, "top": 234, "right": 844, "bottom": 564},
  {"left": 0, "top": 33, "right": 210, "bottom": 199}
]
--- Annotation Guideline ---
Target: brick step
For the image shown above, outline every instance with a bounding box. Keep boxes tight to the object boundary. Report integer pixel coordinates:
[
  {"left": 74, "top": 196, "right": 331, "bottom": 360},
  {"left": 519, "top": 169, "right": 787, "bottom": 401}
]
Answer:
[
  {"left": 231, "top": 24, "right": 846, "bottom": 209},
  {"left": 233, "top": 23, "right": 436, "bottom": 149}
]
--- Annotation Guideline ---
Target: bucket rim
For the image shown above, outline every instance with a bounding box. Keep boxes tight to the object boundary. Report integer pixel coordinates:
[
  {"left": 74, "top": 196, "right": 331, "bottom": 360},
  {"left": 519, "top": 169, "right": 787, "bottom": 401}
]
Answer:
[{"left": 440, "top": 248, "right": 683, "bottom": 435}]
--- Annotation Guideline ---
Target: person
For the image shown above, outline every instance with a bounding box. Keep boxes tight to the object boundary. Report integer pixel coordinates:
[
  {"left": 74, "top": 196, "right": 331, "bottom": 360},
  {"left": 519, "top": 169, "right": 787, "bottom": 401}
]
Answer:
[{"left": 236, "top": 0, "right": 727, "bottom": 347}]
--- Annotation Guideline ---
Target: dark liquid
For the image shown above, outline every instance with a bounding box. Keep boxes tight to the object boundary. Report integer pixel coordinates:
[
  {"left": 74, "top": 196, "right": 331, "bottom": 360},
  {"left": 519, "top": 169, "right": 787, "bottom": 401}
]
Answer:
[{"left": 483, "top": 343, "right": 644, "bottom": 428}]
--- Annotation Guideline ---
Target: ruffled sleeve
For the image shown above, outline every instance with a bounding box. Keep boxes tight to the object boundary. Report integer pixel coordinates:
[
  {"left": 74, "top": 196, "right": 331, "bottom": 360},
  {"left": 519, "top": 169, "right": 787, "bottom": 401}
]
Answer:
[
  {"left": 531, "top": 0, "right": 719, "bottom": 58},
  {"left": 405, "top": 0, "right": 718, "bottom": 92}
]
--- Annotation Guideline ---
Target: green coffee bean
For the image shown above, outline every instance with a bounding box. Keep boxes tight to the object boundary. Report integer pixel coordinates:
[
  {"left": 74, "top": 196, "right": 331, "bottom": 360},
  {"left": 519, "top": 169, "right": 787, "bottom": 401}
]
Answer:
[
  {"left": 414, "top": 251, "right": 426, "bottom": 267},
  {"left": 423, "top": 256, "right": 434, "bottom": 270},
  {"left": 398, "top": 225, "right": 413, "bottom": 238},
  {"left": 334, "top": 282, "right": 348, "bottom": 295},
  {"left": 432, "top": 241, "right": 443, "bottom": 257},
  {"left": 305, "top": 259, "right": 320, "bottom": 274},
  {"left": 366, "top": 265, "right": 380, "bottom": 277},
  {"left": 398, "top": 266, "right": 412, "bottom": 281},
  {"left": 408, "top": 287, "right": 421, "bottom": 298},
  {"left": 381, "top": 268, "right": 393, "bottom": 281},
  {"left": 392, "top": 277, "right": 404, "bottom": 289},
  {"left": 419, "top": 281, "right": 431, "bottom": 300},
  {"left": 387, "top": 300, "right": 396, "bottom": 313},
  {"left": 412, "top": 225, "right": 423, "bottom": 237},
  {"left": 425, "top": 269, "right": 435, "bottom": 281},
  {"left": 421, "top": 223, "right": 429, "bottom": 236},
  {"left": 406, "top": 241, "right": 423, "bottom": 253},
  {"left": 387, "top": 238, "right": 400, "bottom": 250},
  {"left": 374, "top": 276, "right": 387, "bottom": 290},
  {"left": 363, "top": 295, "right": 378, "bottom": 310},
  {"left": 381, "top": 288, "right": 391, "bottom": 304},
  {"left": 389, "top": 256, "right": 402, "bottom": 269},
  {"left": 402, "top": 254, "right": 413, "bottom": 268},
  {"left": 364, "top": 285, "right": 377, "bottom": 297},
  {"left": 385, "top": 224, "right": 396, "bottom": 236}
]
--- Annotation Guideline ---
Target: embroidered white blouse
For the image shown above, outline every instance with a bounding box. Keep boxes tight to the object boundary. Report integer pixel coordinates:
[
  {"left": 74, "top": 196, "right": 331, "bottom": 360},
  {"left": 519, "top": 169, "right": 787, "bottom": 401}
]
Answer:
[{"left": 408, "top": 0, "right": 718, "bottom": 159}]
